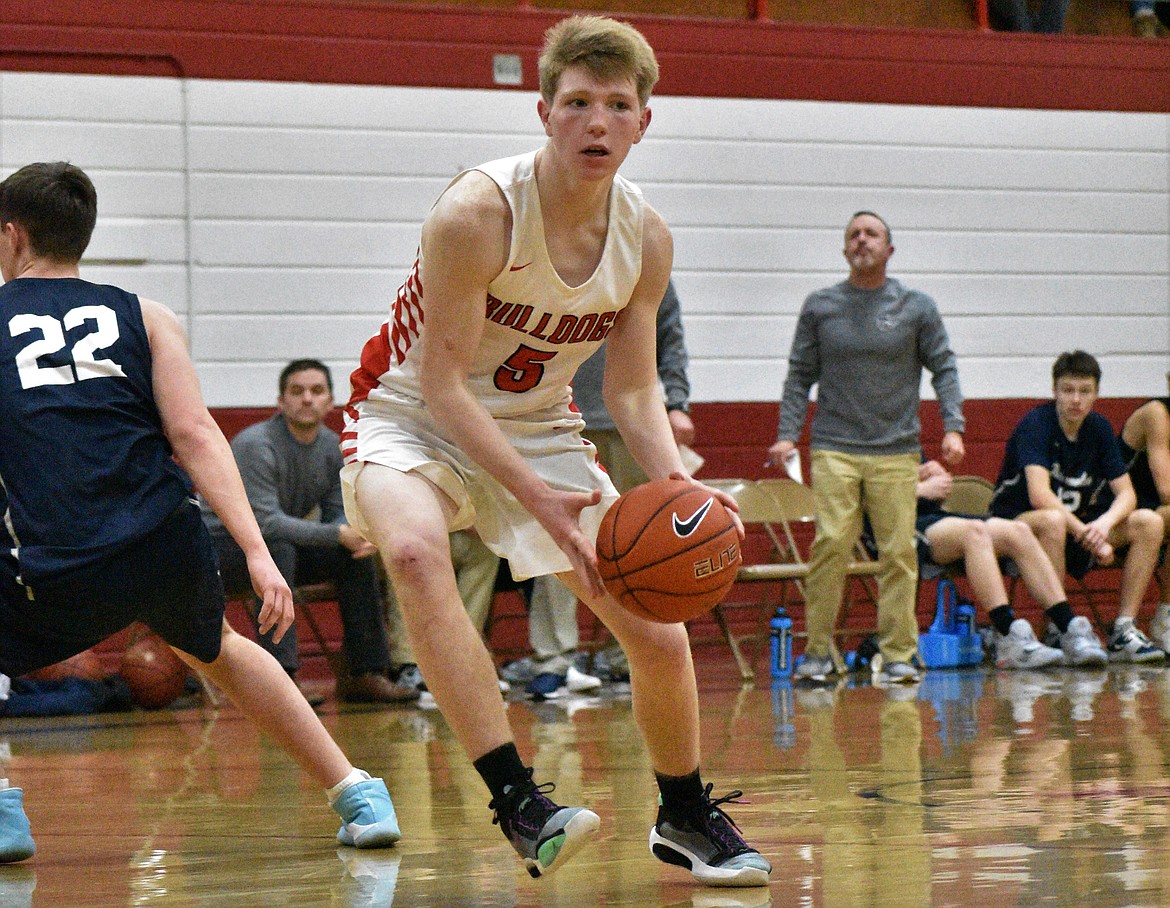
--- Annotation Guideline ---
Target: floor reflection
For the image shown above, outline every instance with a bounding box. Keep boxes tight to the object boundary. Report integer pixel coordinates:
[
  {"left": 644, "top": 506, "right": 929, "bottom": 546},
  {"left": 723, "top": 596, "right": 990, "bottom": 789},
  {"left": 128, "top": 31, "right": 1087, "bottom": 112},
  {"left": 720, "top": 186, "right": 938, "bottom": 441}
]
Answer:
[{"left": 8, "top": 660, "right": 1170, "bottom": 904}]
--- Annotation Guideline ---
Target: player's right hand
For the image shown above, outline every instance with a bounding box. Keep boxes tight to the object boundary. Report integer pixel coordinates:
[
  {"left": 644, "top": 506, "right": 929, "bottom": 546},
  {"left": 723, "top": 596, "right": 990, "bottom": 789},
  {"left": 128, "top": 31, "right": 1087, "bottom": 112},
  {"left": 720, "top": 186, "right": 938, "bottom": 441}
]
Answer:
[
  {"left": 536, "top": 486, "right": 606, "bottom": 600},
  {"left": 248, "top": 554, "right": 295, "bottom": 643}
]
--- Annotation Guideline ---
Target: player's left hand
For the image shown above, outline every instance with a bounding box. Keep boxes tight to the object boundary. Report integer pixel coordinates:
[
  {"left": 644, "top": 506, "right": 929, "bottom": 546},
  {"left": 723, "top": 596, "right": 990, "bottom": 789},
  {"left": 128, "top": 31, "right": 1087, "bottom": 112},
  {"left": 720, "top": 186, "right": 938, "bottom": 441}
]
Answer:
[
  {"left": 671, "top": 471, "right": 745, "bottom": 540},
  {"left": 248, "top": 553, "right": 295, "bottom": 643}
]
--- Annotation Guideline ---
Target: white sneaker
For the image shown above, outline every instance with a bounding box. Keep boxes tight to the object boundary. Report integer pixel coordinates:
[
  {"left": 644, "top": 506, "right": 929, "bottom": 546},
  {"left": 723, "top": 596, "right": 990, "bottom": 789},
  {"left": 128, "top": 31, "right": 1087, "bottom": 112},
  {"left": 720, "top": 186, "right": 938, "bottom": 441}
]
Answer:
[
  {"left": 1056, "top": 616, "right": 1108, "bottom": 668},
  {"left": 1149, "top": 604, "right": 1170, "bottom": 652},
  {"left": 996, "top": 620, "right": 1064, "bottom": 670},
  {"left": 565, "top": 665, "right": 602, "bottom": 693},
  {"left": 1107, "top": 619, "right": 1166, "bottom": 664},
  {"left": 793, "top": 654, "right": 836, "bottom": 683},
  {"left": 875, "top": 661, "right": 920, "bottom": 685}
]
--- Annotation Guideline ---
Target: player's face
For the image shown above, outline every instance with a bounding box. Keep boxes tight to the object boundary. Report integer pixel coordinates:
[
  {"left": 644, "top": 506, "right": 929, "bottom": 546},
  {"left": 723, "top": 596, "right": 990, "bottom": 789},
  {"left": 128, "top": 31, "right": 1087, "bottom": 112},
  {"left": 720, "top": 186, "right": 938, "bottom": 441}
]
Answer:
[
  {"left": 1054, "top": 375, "right": 1099, "bottom": 427},
  {"left": 538, "top": 66, "right": 650, "bottom": 179},
  {"left": 278, "top": 368, "right": 333, "bottom": 430},
  {"left": 843, "top": 215, "right": 893, "bottom": 275}
]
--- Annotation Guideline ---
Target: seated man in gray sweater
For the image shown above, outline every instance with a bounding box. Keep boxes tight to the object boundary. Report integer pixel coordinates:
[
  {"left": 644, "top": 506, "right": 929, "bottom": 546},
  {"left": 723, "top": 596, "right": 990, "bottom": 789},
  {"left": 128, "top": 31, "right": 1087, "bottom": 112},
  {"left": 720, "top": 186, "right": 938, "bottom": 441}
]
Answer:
[{"left": 202, "top": 359, "right": 417, "bottom": 705}]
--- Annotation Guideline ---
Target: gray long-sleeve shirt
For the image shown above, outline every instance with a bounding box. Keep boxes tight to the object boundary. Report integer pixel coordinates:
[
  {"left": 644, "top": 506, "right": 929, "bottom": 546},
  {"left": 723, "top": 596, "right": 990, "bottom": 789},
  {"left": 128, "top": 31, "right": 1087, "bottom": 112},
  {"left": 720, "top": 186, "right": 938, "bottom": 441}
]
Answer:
[
  {"left": 570, "top": 278, "right": 690, "bottom": 431},
  {"left": 777, "top": 277, "right": 964, "bottom": 456},
  {"left": 201, "top": 414, "right": 343, "bottom": 548}
]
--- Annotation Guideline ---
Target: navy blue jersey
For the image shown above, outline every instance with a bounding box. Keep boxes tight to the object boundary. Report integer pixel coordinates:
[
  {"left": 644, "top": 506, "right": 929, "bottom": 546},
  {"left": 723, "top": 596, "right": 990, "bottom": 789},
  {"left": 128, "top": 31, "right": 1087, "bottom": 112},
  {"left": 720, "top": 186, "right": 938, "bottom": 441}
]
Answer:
[
  {"left": 0, "top": 278, "right": 192, "bottom": 583},
  {"left": 1118, "top": 398, "right": 1169, "bottom": 511},
  {"left": 990, "top": 401, "right": 1127, "bottom": 521}
]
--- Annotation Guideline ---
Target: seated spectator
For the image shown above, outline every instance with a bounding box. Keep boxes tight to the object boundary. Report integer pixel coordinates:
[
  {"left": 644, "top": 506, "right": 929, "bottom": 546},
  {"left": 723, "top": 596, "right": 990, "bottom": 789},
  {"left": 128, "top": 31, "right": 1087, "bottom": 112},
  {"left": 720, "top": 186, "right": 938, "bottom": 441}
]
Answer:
[
  {"left": 202, "top": 359, "right": 418, "bottom": 705},
  {"left": 989, "top": 351, "right": 1165, "bottom": 664},
  {"left": 915, "top": 459, "right": 1099, "bottom": 668},
  {"left": 385, "top": 529, "right": 502, "bottom": 693},
  {"left": 988, "top": 0, "right": 1068, "bottom": 32},
  {"left": 1131, "top": 1, "right": 1169, "bottom": 38},
  {"left": 1117, "top": 376, "right": 1170, "bottom": 648}
]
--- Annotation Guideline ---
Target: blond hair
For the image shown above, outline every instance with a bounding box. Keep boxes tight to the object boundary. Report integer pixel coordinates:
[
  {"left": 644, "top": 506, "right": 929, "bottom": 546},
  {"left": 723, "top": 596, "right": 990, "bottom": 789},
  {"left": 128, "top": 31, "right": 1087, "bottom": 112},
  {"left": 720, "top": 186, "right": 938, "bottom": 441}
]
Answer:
[{"left": 539, "top": 15, "right": 659, "bottom": 107}]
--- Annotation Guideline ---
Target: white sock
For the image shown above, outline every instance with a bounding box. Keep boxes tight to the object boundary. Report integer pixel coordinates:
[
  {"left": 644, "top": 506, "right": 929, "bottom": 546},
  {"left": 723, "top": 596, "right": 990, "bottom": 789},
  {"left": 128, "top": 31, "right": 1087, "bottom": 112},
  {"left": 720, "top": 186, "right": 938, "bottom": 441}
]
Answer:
[{"left": 327, "top": 768, "right": 371, "bottom": 806}]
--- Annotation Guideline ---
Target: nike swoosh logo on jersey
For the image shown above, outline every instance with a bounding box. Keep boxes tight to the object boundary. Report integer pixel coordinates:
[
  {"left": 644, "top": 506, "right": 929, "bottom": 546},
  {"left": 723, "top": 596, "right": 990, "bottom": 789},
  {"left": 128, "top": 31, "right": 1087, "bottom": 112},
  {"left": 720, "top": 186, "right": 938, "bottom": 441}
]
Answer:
[
  {"left": 672, "top": 498, "right": 714, "bottom": 538},
  {"left": 509, "top": 262, "right": 533, "bottom": 272}
]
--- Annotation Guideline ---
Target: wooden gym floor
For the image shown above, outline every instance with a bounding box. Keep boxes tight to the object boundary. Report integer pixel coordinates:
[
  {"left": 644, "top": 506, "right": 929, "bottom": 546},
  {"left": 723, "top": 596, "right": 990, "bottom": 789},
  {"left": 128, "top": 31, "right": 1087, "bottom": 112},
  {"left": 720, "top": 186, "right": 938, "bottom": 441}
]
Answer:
[{"left": 6, "top": 646, "right": 1170, "bottom": 907}]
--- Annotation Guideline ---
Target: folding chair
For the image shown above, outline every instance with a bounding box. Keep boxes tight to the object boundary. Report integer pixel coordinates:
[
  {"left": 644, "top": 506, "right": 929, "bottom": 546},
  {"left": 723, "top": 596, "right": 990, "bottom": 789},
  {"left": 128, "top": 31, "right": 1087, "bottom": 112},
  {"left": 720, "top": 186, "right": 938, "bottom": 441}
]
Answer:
[
  {"left": 943, "top": 475, "right": 995, "bottom": 517},
  {"left": 706, "top": 478, "right": 880, "bottom": 682}
]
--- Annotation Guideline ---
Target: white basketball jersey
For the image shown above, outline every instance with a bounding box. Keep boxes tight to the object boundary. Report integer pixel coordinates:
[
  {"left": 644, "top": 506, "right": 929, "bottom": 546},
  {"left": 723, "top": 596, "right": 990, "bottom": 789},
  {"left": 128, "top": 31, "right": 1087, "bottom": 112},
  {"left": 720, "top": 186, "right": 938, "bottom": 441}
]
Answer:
[{"left": 347, "top": 151, "right": 644, "bottom": 421}]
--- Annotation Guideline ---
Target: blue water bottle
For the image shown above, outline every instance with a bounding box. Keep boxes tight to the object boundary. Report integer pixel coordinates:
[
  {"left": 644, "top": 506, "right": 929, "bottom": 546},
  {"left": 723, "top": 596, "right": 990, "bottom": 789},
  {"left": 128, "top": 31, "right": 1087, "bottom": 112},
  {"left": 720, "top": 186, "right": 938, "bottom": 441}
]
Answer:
[{"left": 770, "top": 607, "right": 793, "bottom": 679}]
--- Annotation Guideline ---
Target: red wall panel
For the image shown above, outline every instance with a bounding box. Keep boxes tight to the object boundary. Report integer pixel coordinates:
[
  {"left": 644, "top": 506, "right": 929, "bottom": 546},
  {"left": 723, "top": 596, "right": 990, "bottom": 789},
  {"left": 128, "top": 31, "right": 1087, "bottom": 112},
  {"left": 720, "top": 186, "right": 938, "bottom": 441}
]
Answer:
[{"left": 1, "top": 1, "right": 1167, "bottom": 112}]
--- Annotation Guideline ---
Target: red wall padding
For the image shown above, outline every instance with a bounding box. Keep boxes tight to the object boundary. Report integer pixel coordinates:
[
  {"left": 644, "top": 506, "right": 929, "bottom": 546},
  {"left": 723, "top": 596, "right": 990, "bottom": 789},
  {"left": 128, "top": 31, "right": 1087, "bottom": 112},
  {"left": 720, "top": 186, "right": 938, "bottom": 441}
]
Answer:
[{"left": 1, "top": 1, "right": 1167, "bottom": 112}]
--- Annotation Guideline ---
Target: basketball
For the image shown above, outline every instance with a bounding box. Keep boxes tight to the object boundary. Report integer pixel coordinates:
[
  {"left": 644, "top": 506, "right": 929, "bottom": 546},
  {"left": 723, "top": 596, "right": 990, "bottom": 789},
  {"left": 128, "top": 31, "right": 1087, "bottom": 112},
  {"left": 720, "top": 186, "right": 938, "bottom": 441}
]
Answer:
[
  {"left": 25, "top": 649, "right": 107, "bottom": 683},
  {"left": 596, "top": 478, "right": 741, "bottom": 623},
  {"left": 120, "top": 634, "right": 189, "bottom": 709}
]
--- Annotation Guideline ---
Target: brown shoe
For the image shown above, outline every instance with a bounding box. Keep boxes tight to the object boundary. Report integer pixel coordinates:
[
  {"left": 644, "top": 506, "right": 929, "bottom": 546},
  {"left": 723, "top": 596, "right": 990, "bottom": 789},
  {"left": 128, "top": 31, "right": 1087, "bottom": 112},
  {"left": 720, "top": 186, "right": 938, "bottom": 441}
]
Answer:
[{"left": 337, "top": 672, "right": 421, "bottom": 704}]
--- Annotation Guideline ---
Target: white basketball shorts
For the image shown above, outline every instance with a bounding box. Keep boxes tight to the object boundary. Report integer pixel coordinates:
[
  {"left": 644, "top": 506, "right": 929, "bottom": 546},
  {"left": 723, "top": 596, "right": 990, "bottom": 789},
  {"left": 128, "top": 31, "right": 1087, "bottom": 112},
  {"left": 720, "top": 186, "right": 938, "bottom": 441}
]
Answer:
[{"left": 341, "top": 397, "right": 619, "bottom": 580}]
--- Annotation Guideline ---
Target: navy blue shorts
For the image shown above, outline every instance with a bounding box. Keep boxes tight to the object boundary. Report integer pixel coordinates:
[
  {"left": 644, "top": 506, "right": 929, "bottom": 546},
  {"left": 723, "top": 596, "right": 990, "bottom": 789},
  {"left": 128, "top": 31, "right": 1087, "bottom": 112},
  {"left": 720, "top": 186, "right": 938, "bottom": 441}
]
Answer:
[{"left": 0, "top": 500, "right": 225, "bottom": 676}]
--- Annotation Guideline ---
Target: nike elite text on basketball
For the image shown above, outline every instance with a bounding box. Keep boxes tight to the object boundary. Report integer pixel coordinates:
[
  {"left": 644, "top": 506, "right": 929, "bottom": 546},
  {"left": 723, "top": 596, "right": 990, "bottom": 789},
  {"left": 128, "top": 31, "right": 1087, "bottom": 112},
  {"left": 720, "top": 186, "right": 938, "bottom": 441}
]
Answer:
[{"left": 694, "top": 543, "right": 739, "bottom": 579}]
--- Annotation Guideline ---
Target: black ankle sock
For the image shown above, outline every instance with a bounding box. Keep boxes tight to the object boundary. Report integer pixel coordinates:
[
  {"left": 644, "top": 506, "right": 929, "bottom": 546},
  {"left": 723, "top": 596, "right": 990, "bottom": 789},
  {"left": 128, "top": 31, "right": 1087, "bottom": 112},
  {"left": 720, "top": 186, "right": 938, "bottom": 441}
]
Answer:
[
  {"left": 1046, "top": 602, "right": 1074, "bottom": 634},
  {"left": 474, "top": 743, "right": 528, "bottom": 803},
  {"left": 989, "top": 605, "right": 1016, "bottom": 637},
  {"left": 655, "top": 768, "right": 704, "bottom": 816}
]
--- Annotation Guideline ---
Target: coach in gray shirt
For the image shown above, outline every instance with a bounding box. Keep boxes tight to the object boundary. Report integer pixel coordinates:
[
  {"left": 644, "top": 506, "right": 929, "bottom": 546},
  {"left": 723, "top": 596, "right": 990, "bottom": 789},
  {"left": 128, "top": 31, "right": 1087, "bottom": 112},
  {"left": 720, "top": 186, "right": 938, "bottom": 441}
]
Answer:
[{"left": 768, "top": 212, "right": 965, "bottom": 685}]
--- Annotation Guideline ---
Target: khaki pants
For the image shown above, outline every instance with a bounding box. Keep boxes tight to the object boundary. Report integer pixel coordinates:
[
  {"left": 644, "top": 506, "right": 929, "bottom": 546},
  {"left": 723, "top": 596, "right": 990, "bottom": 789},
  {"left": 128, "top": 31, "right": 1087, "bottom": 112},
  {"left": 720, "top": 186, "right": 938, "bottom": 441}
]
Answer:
[{"left": 804, "top": 450, "right": 920, "bottom": 664}]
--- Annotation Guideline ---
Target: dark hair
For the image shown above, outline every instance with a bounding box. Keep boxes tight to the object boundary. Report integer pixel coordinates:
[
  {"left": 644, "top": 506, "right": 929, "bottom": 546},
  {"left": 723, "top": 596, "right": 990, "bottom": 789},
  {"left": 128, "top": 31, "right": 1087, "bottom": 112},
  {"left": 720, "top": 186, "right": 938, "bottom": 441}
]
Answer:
[
  {"left": 1052, "top": 350, "right": 1101, "bottom": 385},
  {"left": 0, "top": 162, "right": 98, "bottom": 262},
  {"left": 279, "top": 359, "right": 333, "bottom": 395},
  {"left": 847, "top": 210, "right": 892, "bottom": 244}
]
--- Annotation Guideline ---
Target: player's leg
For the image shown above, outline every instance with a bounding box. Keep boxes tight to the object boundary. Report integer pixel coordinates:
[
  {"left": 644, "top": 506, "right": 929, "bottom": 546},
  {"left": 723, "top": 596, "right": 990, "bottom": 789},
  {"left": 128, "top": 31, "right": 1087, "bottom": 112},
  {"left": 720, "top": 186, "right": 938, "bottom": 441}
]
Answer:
[
  {"left": 0, "top": 568, "right": 34, "bottom": 863},
  {"left": 354, "top": 463, "right": 510, "bottom": 759},
  {"left": 799, "top": 450, "right": 865, "bottom": 678},
  {"left": 1010, "top": 509, "right": 1107, "bottom": 665},
  {"left": 353, "top": 463, "right": 598, "bottom": 878},
  {"left": 1015, "top": 509, "right": 1068, "bottom": 578},
  {"left": 985, "top": 518, "right": 1065, "bottom": 608},
  {"left": 0, "top": 627, "right": 32, "bottom": 864},
  {"left": 927, "top": 517, "right": 1063, "bottom": 669},
  {"left": 1149, "top": 506, "right": 1170, "bottom": 649},
  {"left": 562, "top": 572, "right": 771, "bottom": 887},
  {"left": 861, "top": 452, "right": 920, "bottom": 680},
  {"left": 177, "top": 622, "right": 401, "bottom": 847},
  {"left": 1105, "top": 509, "right": 1165, "bottom": 662},
  {"left": 925, "top": 517, "right": 1010, "bottom": 611}
]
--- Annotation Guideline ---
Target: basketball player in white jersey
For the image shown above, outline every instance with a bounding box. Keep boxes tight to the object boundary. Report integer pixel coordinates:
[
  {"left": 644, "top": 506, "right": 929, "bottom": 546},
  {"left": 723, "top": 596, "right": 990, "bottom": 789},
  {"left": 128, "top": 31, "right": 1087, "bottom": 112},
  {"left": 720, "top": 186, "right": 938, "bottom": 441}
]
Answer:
[{"left": 341, "top": 15, "right": 770, "bottom": 888}]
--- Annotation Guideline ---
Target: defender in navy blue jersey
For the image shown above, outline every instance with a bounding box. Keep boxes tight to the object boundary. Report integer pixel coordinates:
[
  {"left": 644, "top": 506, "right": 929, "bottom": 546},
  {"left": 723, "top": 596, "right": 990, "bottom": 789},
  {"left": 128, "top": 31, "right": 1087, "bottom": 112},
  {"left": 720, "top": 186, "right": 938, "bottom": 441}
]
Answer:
[
  {"left": 1117, "top": 385, "right": 1170, "bottom": 650},
  {"left": 0, "top": 162, "right": 399, "bottom": 864},
  {"left": 990, "top": 351, "right": 1165, "bottom": 664}
]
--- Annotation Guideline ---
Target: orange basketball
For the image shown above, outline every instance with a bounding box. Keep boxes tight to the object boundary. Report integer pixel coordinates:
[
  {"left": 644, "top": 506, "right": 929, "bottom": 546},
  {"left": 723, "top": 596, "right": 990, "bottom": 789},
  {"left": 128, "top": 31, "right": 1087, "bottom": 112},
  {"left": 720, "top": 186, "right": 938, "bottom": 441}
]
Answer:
[
  {"left": 120, "top": 634, "right": 189, "bottom": 709},
  {"left": 596, "top": 478, "right": 741, "bottom": 623}
]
